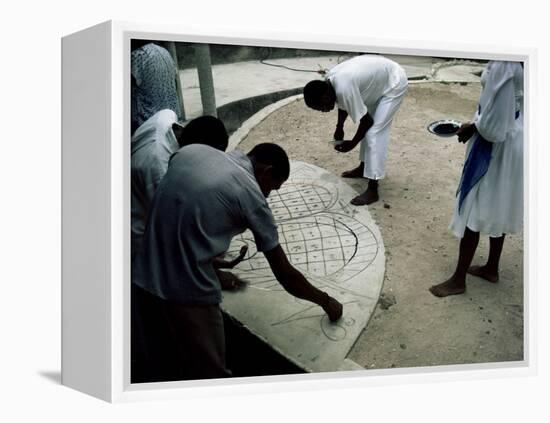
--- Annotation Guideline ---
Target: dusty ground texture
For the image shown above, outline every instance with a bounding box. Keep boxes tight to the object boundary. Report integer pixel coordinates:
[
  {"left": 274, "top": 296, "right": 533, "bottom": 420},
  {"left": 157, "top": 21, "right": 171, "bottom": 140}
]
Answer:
[{"left": 236, "top": 82, "right": 524, "bottom": 370}]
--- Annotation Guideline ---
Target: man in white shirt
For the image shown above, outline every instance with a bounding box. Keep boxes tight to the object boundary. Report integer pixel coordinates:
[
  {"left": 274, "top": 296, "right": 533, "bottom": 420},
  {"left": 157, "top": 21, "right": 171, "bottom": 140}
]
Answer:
[
  {"left": 131, "top": 109, "right": 228, "bottom": 261},
  {"left": 304, "top": 54, "right": 408, "bottom": 205}
]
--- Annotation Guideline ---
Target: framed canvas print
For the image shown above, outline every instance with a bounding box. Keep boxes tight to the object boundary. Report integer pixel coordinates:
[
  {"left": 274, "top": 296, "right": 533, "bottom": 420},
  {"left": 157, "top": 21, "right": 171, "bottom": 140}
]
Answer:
[{"left": 61, "top": 20, "right": 535, "bottom": 402}]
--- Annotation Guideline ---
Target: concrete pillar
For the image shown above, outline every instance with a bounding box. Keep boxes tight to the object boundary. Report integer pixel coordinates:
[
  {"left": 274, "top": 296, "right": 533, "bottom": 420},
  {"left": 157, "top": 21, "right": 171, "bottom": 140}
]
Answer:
[
  {"left": 194, "top": 44, "right": 217, "bottom": 117},
  {"left": 166, "top": 41, "right": 186, "bottom": 121}
]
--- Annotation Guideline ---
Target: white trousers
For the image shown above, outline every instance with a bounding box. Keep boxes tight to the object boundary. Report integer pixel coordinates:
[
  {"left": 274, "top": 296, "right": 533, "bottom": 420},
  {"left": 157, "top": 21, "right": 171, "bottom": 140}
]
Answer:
[{"left": 360, "top": 79, "right": 408, "bottom": 180}]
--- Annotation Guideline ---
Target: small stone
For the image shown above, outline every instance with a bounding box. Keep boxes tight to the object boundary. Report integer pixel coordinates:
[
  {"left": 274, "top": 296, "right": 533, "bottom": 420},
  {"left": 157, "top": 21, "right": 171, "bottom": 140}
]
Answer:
[
  {"left": 485, "top": 331, "right": 490, "bottom": 335},
  {"left": 384, "top": 203, "right": 391, "bottom": 209},
  {"left": 378, "top": 292, "right": 397, "bottom": 310},
  {"left": 488, "top": 319, "right": 492, "bottom": 323},
  {"left": 479, "top": 306, "right": 484, "bottom": 310},
  {"left": 400, "top": 344, "right": 407, "bottom": 350}
]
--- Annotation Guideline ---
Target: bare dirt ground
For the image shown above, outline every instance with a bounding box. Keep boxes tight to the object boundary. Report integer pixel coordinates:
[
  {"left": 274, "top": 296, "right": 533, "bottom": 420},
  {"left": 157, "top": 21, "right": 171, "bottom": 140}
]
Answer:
[{"left": 237, "top": 82, "right": 524, "bottom": 370}]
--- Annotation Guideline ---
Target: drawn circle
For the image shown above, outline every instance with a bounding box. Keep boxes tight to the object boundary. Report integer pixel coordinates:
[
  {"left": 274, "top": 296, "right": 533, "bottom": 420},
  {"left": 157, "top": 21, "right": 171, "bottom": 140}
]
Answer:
[
  {"left": 321, "top": 315, "right": 347, "bottom": 341},
  {"left": 228, "top": 213, "right": 378, "bottom": 282},
  {"left": 344, "top": 317, "right": 356, "bottom": 327}
]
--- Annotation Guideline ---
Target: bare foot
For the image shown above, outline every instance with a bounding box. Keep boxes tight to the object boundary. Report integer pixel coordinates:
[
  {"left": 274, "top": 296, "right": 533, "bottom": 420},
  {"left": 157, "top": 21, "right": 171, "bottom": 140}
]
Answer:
[
  {"left": 341, "top": 163, "right": 364, "bottom": 178},
  {"left": 351, "top": 188, "right": 379, "bottom": 206},
  {"left": 429, "top": 277, "right": 466, "bottom": 297},
  {"left": 468, "top": 265, "right": 499, "bottom": 283}
]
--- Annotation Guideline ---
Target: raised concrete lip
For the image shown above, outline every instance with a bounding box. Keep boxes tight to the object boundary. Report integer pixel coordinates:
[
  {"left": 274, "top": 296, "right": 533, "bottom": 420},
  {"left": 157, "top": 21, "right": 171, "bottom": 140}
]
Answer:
[{"left": 227, "top": 94, "right": 303, "bottom": 151}]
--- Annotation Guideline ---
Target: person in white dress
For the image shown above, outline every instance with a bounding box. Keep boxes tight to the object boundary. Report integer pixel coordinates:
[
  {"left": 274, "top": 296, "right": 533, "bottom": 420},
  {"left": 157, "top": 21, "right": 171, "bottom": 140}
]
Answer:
[
  {"left": 303, "top": 54, "right": 408, "bottom": 205},
  {"left": 429, "top": 61, "right": 523, "bottom": 297}
]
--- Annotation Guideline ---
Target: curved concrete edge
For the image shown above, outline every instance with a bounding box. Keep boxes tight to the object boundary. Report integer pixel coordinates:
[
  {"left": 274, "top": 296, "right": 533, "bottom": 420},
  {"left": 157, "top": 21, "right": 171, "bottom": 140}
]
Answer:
[
  {"left": 337, "top": 358, "right": 365, "bottom": 372},
  {"left": 227, "top": 94, "right": 304, "bottom": 152}
]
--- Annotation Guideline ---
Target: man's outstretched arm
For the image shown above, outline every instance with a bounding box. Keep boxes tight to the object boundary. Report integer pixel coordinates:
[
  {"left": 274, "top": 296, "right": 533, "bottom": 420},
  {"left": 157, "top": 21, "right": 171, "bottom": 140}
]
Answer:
[
  {"left": 264, "top": 245, "right": 343, "bottom": 322},
  {"left": 334, "top": 109, "right": 349, "bottom": 140}
]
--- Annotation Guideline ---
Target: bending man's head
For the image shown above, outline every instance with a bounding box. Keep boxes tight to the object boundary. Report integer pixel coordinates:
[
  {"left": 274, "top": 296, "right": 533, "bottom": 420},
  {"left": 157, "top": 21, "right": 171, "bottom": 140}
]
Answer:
[
  {"left": 303, "top": 80, "right": 336, "bottom": 112},
  {"left": 173, "top": 115, "right": 229, "bottom": 151},
  {"left": 247, "top": 143, "right": 290, "bottom": 198}
]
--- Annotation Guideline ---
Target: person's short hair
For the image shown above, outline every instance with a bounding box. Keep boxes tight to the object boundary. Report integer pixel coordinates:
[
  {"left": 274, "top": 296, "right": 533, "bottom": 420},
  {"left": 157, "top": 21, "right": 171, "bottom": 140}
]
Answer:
[
  {"left": 303, "top": 80, "right": 330, "bottom": 109},
  {"left": 181, "top": 115, "right": 228, "bottom": 151},
  {"left": 248, "top": 143, "right": 290, "bottom": 181}
]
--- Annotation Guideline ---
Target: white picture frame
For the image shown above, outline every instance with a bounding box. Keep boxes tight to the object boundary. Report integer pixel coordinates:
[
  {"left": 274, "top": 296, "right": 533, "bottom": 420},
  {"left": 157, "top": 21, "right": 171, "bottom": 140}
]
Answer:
[{"left": 61, "top": 20, "right": 536, "bottom": 403}]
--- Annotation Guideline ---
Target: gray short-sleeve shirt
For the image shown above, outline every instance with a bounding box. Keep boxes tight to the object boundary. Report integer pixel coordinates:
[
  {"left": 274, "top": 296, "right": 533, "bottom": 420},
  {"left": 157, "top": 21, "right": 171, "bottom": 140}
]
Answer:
[{"left": 132, "top": 144, "right": 279, "bottom": 305}]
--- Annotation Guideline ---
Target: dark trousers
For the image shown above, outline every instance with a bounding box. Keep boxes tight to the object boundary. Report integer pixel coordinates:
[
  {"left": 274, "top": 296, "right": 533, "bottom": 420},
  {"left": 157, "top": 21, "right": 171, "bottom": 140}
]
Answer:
[{"left": 131, "top": 284, "right": 231, "bottom": 383}]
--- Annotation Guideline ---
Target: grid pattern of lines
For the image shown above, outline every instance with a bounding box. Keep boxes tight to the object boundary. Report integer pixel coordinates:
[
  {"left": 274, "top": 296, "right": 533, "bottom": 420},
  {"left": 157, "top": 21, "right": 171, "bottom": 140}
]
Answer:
[
  {"left": 268, "top": 183, "right": 334, "bottom": 221},
  {"left": 230, "top": 213, "right": 378, "bottom": 283},
  {"left": 223, "top": 164, "right": 384, "bottom": 350}
]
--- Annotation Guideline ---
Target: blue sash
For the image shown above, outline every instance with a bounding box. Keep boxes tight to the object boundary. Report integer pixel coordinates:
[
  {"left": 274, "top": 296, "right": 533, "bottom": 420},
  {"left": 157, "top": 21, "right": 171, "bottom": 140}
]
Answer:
[{"left": 457, "top": 109, "right": 520, "bottom": 213}]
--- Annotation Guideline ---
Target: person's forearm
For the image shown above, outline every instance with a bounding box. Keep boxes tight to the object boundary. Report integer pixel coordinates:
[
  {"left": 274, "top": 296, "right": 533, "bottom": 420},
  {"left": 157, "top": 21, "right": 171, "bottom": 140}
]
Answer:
[
  {"left": 276, "top": 267, "right": 328, "bottom": 307},
  {"left": 351, "top": 113, "right": 374, "bottom": 144},
  {"left": 264, "top": 245, "right": 342, "bottom": 321},
  {"left": 336, "top": 109, "right": 348, "bottom": 129}
]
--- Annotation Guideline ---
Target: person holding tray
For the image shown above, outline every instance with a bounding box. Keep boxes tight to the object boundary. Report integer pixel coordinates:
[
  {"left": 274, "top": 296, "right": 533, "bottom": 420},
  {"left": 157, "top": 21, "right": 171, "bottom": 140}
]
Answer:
[{"left": 429, "top": 61, "right": 523, "bottom": 297}]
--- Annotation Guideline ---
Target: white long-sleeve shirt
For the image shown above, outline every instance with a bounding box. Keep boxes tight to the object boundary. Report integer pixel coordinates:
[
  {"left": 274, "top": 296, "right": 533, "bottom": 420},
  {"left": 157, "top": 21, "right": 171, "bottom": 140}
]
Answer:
[
  {"left": 450, "top": 61, "right": 523, "bottom": 237},
  {"left": 131, "top": 109, "right": 180, "bottom": 255}
]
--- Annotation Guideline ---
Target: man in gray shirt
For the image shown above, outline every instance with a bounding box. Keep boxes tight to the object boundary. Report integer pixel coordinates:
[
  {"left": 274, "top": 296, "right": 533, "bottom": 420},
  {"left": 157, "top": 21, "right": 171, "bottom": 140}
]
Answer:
[{"left": 132, "top": 143, "right": 343, "bottom": 381}]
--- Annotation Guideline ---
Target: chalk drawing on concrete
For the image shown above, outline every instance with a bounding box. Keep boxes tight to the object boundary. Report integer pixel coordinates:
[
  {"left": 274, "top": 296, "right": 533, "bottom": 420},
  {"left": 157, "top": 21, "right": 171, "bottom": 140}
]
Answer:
[
  {"left": 268, "top": 182, "right": 337, "bottom": 221},
  {"left": 222, "top": 161, "right": 385, "bottom": 372},
  {"left": 227, "top": 212, "right": 378, "bottom": 289},
  {"left": 270, "top": 300, "right": 360, "bottom": 342}
]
